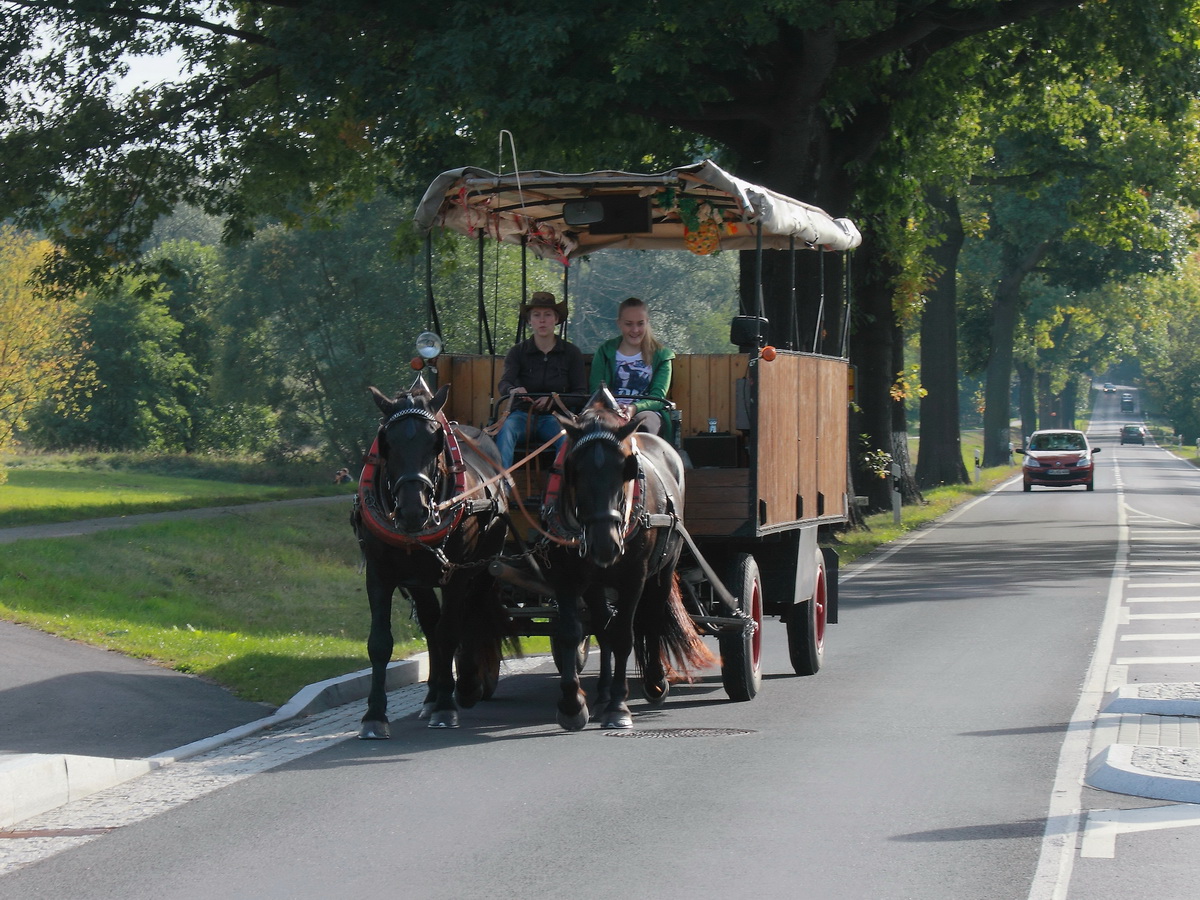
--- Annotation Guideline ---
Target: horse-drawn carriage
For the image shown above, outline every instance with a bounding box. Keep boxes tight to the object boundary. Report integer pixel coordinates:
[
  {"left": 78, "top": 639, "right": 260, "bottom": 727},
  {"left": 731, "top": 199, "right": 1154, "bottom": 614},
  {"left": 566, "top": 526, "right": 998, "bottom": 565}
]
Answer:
[{"left": 353, "top": 160, "right": 861, "bottom": 734}]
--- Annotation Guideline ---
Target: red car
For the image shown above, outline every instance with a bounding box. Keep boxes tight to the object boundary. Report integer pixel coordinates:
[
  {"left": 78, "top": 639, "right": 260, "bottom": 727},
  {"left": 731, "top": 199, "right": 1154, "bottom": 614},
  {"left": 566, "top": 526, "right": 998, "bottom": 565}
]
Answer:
[{"left": 1019, "top": 429, "right": 1101, "bottom": 491}]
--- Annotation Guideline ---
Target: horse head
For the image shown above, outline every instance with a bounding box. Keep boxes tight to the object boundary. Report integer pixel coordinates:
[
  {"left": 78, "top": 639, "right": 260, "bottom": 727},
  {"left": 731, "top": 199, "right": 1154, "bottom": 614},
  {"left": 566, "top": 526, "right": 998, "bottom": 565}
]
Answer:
[
  {"left": 556, "top": 389, "right": 640, "bottom": 568},
  {"left": 370, "top": 377, "right": 450, "bottom": 534}
]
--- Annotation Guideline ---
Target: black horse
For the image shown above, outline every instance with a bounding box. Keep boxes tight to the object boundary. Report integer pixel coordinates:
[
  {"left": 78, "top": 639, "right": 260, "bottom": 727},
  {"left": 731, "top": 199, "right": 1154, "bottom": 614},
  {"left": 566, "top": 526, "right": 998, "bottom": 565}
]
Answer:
[
  {"left": 351, "top": 377, "right": 512, "bottom": 734},
  {"left": 543, "top": 389, "right": 714, "bottom": 730}
]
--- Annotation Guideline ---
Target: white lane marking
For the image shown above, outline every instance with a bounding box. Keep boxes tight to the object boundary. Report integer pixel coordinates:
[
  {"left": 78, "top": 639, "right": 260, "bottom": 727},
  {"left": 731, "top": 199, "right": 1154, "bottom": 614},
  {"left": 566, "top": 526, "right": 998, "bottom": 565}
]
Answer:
[
  {"left": 1128, "top": 583, "right": 1200, "bottom": 590},
  {"left": 1129, "top": 612, "right": 1200, "bottom": 620},
  {"left": 1028, "top": 459, "right": 1126, "bottom": 900},
  {"left": 1116, "top": 656, "right": 1200, "bottom": 665},
  {"left": 1120, "top": 633, "right": 1200, "bottom": 641},
  {"left": 1127, "top": 596, "right": 1200, "bottom": 603},
  {"left": 1125, "top": 505, "right": 1199, "bottom": 528},
  {"left": 1080, "top": 804, "right": 1200, "bottom": 858}
]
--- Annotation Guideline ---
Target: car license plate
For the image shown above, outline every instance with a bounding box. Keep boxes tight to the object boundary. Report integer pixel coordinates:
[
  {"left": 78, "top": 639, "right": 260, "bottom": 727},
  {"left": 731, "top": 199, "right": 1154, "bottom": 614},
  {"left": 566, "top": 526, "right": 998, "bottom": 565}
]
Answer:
[{"left": 1048, "top": 468, "right": 1069, "bottom": 474}]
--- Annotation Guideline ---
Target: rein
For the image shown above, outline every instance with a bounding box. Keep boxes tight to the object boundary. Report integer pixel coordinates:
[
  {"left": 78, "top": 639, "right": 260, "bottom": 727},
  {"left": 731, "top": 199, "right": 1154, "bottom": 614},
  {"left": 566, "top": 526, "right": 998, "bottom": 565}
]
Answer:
[{"left": 434, "top": 428, "right": 562, "bottom": 513}]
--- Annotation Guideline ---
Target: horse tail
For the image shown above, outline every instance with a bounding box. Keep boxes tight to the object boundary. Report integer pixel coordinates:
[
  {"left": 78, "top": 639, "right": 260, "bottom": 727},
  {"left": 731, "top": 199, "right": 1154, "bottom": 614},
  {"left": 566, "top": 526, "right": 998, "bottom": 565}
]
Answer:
[{"left": 634, "top": 571, "right": 717, "bottom": 682}]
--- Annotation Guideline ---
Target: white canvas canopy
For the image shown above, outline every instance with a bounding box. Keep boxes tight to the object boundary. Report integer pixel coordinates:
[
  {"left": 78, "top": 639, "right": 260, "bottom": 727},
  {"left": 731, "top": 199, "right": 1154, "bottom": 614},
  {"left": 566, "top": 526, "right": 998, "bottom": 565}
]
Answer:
[{"left": 413, "top": 159, "right": 862, "bottom": 262}]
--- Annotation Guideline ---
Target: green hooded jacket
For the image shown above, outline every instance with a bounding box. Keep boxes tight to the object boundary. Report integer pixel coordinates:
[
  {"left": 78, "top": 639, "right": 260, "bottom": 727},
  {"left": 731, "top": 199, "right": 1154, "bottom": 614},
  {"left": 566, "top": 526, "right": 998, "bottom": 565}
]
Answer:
[{"left": 589, "top": 338, "right": 676, "bottom": 442}]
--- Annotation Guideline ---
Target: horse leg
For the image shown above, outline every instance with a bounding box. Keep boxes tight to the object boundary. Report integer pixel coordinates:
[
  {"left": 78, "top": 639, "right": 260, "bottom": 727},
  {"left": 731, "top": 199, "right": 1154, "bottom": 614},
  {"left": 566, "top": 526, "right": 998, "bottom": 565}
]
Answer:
[
  {"left": 551, "top": 585, "right": 589, "bottom": 731},
  {"left": 407, "top": 587, "right": 442, "bottom": 720},
  {"left": 599, "top": 571, "right": 646, "bottom": 729},
  {"left": 593, "top": 638, "right": 613, "bottom": 719},
  {"left": 634, "top": 577, "right": 671, "bottom": 707},
  {"left": 585, "top": 585, "right": 612, "bottom": 718},
  {"left": 424, "top": 583, "right": 461, "bottom": 728},
  {"left": 360, "top": 563, "right": 395, "bottom": 740},
  {"left": 452, "top": 572, "right": 493, "bottom": 709},
  {"left": 600, "top": 615, "right": 637, "bottom": 730}
]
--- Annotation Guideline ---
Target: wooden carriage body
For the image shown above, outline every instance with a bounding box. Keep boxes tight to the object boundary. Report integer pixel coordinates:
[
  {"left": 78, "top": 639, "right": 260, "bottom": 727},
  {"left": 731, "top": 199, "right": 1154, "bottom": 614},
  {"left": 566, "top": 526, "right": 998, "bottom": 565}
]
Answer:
[{"left": 431, "top": 349, "right": 849, "bottom": 542}]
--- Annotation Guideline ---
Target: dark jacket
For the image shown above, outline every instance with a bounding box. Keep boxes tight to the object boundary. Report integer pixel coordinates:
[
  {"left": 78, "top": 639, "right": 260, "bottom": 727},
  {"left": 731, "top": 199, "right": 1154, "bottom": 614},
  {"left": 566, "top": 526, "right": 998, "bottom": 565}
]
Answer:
[{"left": 498, "top": 336, "right": 587, "bottom": 403}]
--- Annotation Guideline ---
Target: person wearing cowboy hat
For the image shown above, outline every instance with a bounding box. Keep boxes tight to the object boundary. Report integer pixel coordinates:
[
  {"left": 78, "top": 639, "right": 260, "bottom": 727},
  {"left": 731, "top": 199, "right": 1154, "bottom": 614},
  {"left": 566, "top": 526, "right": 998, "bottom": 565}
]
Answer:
[{"left": 495, "top": 291, "right": 586, "bottom": 468}]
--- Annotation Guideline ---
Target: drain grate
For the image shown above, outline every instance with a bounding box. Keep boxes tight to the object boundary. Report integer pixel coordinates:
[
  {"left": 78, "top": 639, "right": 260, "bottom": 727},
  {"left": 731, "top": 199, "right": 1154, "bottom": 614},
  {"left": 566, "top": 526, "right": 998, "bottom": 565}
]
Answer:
[{"left": 604, "top": 727, "right": 754, "bottom": 738}]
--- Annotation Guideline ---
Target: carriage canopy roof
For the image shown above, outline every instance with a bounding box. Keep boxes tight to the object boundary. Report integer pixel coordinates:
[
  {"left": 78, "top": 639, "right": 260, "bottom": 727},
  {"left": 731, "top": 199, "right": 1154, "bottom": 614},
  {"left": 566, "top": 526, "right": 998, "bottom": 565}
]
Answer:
[{"left": 413, "top": 159, "right": 862, "bottom": 262}]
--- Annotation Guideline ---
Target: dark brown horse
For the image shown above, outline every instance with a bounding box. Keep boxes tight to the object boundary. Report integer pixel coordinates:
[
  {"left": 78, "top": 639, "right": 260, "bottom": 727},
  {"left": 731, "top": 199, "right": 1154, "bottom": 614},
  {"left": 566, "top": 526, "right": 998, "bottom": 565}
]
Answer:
[
  {"left": 543, "top": 389, "right": 714, "bottom": 730},
  {"left": 351, "top": 377, "right": 512, "bottom": 734}
]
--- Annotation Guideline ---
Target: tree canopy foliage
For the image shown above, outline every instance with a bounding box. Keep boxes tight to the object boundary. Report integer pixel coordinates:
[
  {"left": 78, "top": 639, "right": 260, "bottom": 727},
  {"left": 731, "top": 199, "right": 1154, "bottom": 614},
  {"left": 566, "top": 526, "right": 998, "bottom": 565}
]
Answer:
[
  {"left": 7, "top": 1, "right": 1200, "bottom": 491},
  {"left": 0, "top": 226, "right": 87, "bottom": 472}
]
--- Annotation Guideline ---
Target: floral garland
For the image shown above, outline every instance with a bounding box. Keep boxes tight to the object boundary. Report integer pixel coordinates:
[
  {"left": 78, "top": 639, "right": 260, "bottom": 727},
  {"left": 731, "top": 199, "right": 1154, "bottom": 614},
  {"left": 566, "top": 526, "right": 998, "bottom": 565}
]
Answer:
[{"left": 661, "top": 188, "right": 735, "bottom": 256}]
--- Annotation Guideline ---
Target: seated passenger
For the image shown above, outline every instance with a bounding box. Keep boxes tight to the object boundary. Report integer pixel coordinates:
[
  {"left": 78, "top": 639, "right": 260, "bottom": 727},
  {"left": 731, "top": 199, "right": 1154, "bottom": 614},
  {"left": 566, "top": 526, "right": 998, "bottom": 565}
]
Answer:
[
  {"left": 589, "top": 296, "right": 676, "bottom": 442},
  {"left": 495, "top": 292, "right": 587, "bottom": 468}
]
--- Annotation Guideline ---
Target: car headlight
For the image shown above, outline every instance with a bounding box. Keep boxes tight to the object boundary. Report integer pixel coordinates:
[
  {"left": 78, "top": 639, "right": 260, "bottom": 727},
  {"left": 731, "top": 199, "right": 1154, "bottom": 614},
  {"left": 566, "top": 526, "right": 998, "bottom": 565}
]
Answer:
[
  {"left": 1023, "top": 456, "right": 1039, "bottom": 467},
  {"left": 1077, "top": 456, "right": 1092, "bottom": 468}
]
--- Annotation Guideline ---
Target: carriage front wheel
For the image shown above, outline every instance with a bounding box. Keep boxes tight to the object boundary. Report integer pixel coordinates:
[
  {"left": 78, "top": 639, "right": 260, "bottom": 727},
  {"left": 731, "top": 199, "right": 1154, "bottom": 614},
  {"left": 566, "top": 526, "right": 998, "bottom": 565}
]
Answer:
[
  {"left": 719, "top": 553, "right": 763, "bottom": 701},
  {"left": 786, "top": 548, "right": 827, "bottom": 676}
]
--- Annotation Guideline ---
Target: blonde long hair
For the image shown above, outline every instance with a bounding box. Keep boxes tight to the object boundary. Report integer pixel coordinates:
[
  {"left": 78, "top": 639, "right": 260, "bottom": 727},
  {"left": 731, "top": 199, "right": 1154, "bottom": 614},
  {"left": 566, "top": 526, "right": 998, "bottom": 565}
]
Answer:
[{"left": 619, "top": 296, "right": 661, "bottom": 358}]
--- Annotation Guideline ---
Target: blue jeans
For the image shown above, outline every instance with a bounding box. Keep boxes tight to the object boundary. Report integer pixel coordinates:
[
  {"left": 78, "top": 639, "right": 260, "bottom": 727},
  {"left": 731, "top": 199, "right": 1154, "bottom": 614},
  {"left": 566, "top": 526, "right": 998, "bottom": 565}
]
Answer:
[{"left": 496, "top": 409, "right": 565, "bottom": 468}]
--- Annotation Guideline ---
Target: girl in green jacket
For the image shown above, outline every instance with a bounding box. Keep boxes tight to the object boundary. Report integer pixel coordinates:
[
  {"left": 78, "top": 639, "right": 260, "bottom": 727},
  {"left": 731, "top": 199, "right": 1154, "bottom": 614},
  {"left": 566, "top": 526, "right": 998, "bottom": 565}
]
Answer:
[{"left": 589, "top": 296, "right": 676, "bottom": 441}]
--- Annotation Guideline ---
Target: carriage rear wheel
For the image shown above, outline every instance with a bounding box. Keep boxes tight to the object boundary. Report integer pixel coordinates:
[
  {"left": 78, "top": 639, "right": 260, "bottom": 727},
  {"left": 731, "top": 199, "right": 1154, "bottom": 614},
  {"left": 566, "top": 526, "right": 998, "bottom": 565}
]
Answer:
[
  {"left": 719, "top": 553, "right": 763, "bottom": 701},
  {"left": 787, "top": 548, "right": 826, "bottom": 676}
]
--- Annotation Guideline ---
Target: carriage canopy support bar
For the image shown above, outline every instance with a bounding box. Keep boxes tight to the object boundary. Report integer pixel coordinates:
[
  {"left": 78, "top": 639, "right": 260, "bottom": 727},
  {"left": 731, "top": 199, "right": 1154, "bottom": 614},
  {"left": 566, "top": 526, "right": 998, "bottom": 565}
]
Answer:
[{"left": 413, "top": 160, "right": 861, "bottom": 261}]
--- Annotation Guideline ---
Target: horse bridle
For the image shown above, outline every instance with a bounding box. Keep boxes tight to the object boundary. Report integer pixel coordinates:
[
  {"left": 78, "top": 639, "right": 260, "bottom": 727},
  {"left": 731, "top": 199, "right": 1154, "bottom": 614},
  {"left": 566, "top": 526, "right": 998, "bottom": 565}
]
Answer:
[
  {"left": 562, "top": 428, "right": 637, "bottom": 557},
  {"left": 380, "top": 404, "right": 448, "bottom": 527}
]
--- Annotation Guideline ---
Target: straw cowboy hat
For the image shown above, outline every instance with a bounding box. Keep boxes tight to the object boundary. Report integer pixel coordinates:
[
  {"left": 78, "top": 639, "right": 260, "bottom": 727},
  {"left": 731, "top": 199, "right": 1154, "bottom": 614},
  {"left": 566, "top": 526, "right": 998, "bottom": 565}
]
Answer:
[{"left": 519, "top": 291, "right": 568, "bottom": 323}]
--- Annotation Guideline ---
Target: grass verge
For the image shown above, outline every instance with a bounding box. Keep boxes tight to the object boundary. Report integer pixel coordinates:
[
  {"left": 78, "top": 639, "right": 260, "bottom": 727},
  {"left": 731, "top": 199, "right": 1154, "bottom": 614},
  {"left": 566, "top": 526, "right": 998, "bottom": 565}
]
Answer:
[
  {"left": 0, "top": 452, "right": 344, "bottom": 526},
  {"left": 0, "top": 452, "right": 1021, "bottom": 707}
]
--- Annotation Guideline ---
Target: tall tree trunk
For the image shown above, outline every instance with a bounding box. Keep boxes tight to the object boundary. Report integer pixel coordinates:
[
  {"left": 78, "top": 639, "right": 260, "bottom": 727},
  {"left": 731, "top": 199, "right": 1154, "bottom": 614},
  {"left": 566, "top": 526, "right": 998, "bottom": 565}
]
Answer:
[
  {"left": 1015, "top": 359, "right": 1036, "bottom": 446},
  {"left": 1061, "top": 377, "right": 1079, "bottom": 430},
  {"left": 916, "top": 188, "right": 969, "bottom": 488},
  {"left": 848, "top": 238, "right": 912, "bottom": 509},
  {"left": 1037, "top": 369, "right": 1053, "bottom": 430},
  {"left": 982, "top": 240, "right": 1051, "bottom": 465}
]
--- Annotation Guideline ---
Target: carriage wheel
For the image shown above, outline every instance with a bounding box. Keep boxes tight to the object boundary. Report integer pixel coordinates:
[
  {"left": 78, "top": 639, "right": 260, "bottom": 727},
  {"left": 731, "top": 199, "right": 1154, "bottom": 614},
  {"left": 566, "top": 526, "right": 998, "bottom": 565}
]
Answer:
[
  {"left": 719, "top": 553, "right": 763, "bottom": 701},
  {"left": 787, "top": 548, "right": 827, "bottom": 676}
]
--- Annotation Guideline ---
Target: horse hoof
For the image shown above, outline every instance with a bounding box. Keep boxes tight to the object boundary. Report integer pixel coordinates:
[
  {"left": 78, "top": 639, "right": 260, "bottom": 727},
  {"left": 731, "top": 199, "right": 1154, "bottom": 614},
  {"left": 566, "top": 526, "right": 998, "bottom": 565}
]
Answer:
[
  {"left": 557, "top": 704, "right": 589, "bottom": 732},
  {"left": 418, "top": 701, "right": 436, "bottom": 720},
  {"left": 428, "top": 710, "right": 460, "bottom": 728},
  {"left": 602, "top": 707, "right": 633, "bottom": 729},
  {"left": 644, "top": 680, "right": 669, "bottom": 707},
  {"left": 359, "top": 720, "right": 391, "bottom": 740}
]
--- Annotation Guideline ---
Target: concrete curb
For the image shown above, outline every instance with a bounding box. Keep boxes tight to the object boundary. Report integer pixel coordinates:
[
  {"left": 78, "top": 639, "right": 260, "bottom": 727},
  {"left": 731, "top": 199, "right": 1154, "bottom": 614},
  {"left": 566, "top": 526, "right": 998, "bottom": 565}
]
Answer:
[
  {"left": 1100, "top": 682, "right": 1200, "bottom": 717},
  {"left": 0, "top": 655, "right": 427, "bottom": 830},
  {"left": 1083, "top": 683, "right": 1200, "bottom": 804},
  {"left": 1087, "top": 744, "right": 1200, "bottom": 804}
]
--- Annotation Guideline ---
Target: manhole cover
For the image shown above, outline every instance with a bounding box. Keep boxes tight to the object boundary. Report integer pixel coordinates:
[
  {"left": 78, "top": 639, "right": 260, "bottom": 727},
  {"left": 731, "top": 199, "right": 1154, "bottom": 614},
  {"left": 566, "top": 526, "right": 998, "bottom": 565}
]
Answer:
[{"left": 604, "top": 727, "right": 754, "bottom": 738}]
